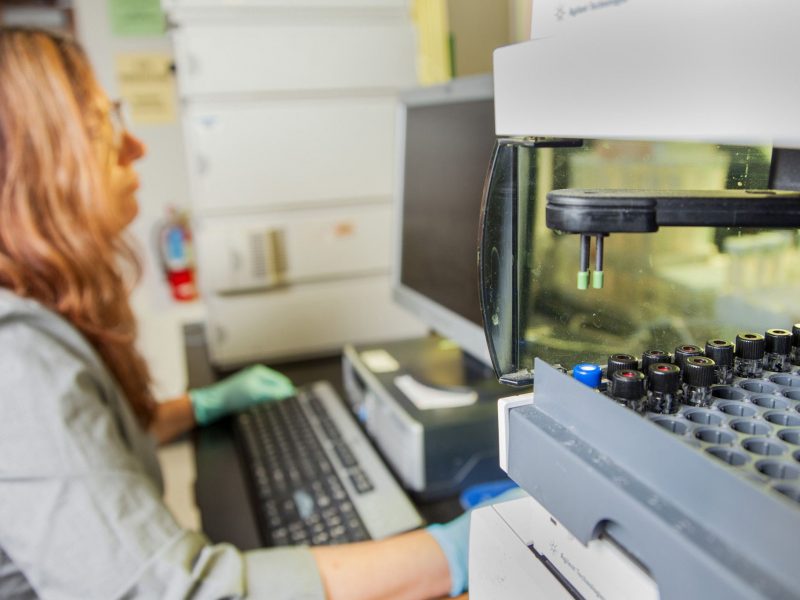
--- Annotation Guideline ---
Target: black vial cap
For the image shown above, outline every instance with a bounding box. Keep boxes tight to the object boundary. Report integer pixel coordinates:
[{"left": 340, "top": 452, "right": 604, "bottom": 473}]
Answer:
[
  {"left": 705, "top": 339, "right": 734, "bottom": 367},
  {"left": 641, "top": 349, "right": 671, "bottom": 373},
  {"left": 607, "top": 354, "right": 638, "bottom": 380},
  {"left": 674, "top": 344, "right": 703, "bottom": 370},
  {"left": 611, "top": 369, "right": 646, "bottom": 400},
  {"left": 683, "top": 356, "right": 717, "bottom": 387},
  {"left": 735, "top": 332, "right": 766, "bottom": 360},
  {"left": 766, "top": 329, "right": 793, "bottom": 355},
  {"left": 793, "top": 324, "right": 800, "bottom": 348},
  {"left": 648, "top": 363, "right": 681, "bottom": 393}
]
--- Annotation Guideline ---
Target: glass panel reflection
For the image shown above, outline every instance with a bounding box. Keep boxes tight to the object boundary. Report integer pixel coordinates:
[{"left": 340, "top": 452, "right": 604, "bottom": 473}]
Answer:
[{"left": 513, "top": 140, "right": 797, "bottom": 373}]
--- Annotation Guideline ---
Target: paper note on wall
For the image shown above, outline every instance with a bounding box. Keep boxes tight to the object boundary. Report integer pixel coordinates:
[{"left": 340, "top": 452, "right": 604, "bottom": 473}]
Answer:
[
  {"left": 115, "top": 53, "right": 177, "bottom": 125},
  {"left": 108, "top": 0, "right": 165, "bottom": 36}
]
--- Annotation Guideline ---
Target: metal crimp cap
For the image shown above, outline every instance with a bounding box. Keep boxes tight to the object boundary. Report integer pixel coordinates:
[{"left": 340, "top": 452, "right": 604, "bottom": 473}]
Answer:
[
  {"left": 705, "top": 339, "right": 734, "bottom": 367},
  {"left": 765, "top": 329, "right": 792, "bottom": 355},
  {"left": 683, "top": 356, "right": 717, "bottom": 387},
  {"left": 611, "top": 369, "right": 646, "bottom": 400},
  {"left": 648, "top": 363, "right": 681, "bottom": 393},
  {"left": 735, "top": 332, "right": 766, "bottom": 360}
]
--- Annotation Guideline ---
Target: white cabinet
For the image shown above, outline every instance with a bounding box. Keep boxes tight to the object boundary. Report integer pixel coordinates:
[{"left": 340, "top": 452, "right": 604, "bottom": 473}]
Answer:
[
  {"left": 166, "top": 1, "right": 426, "bottom": 366},
  {"left": 183, "top": 97, "right": 398, "bottom": 211},
  {"left": 173, "top": 22, "right": 416, "bottom": 96}
]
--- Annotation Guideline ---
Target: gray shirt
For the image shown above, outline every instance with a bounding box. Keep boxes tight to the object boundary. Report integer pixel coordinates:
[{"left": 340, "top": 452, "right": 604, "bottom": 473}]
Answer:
[{"left": 0, "top": 290, "right": 325, "bottom": 599}]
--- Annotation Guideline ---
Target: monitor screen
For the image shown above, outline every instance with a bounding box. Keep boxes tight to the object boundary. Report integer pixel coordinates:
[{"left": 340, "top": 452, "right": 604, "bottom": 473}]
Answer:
[{"left": 393, "top": 75, "right": 496, "bottom": 365}]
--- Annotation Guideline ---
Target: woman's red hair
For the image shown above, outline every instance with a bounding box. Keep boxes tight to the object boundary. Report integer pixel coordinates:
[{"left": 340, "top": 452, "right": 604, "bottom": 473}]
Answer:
[{"left": 0, "top": 28, "right": 155, "bottom": 426}]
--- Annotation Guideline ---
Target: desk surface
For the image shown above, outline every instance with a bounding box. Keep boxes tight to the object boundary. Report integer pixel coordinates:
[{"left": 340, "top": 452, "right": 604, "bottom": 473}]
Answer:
[{"left": 186, "top": 325, "right": 462, "bottom": 550}]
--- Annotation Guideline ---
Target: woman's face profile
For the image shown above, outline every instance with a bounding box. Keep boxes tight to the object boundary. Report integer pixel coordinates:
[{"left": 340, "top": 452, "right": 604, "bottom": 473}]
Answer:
[{"left": 93, "top": 94, "right": 146, "bottom": 233}]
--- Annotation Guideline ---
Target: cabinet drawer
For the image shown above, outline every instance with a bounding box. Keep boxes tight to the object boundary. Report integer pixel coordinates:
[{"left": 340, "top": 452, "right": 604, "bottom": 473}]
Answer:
[
  {"left": 184, "top": 97, "right": 397, "bottom": 212},
  {"left": 173, "top": 21, "right": 416, "bottom": 96},
  {"left": 203, "top": 274, "right": 427, "bottom": 366},
  {"left": 195, "top": 204, "right": 394, "bottom": 294}
]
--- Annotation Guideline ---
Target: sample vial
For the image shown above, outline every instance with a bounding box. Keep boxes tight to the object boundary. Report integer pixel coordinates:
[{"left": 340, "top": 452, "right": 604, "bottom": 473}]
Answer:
[
  {"left": 682, "top": 356, "right": 717, "bottom": 407},
  {"left": 610, "top": 369, "right": 647, "bottom": 413},
  {"left": 606, "top": 354, "right": 638, "bottom": 395},
  {"left": 704, "top": 339, "right": 734, "bottom": 384},
  {"left": 793, "top": 324, "right": 800, "bottom": 366},
  {"left": 735, "top": 332, "right": 765, "bottom": 378},
  {"left": 641, "top": 349, "right": 671, "bottom": 374},
  {"left": 572, "top": 363, "right": 603, "bottom": 389},
  {"left": 764, "top": 329, "right": 793, "bottom": 373},
  {"left": 647, "top": 363, "right": 682, "bottom": 414},
  {"left": 674, "top": 344, "right": 704, "bottom": 371}
]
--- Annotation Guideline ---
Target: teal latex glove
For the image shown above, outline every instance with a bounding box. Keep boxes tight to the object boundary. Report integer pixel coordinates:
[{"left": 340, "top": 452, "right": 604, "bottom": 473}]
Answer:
[
  {"left": 189, "top": 364, "right": 296, "bottom": 426},
  {"left": 426, "top": 486, "right": 525, "bottom": 597}
]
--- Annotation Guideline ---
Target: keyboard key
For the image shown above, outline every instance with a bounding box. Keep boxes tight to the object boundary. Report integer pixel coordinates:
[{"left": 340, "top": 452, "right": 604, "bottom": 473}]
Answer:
[
  {"left": 272, "top": 528, "right": 288, "bottom": 546},
  {"left": 290, "top": 529, "right": 310, "bottom": 544},
  {"left": 312, "top": 532, "right": 330, "bottom": 545},
  {"left": 329, "top": 525, "right": 346, "bottom": 539},
  {"left": 349, "top": 470, "right": 375, "bottom": 494},
  {"left": 333, "top": 443, "right": 358, "bottom": 468},
  {"left": 324, "top": 514, "right": 342, "bottom": 528},
  {"left": 293, "top": 490, "right": 315, "bottom": 520}
]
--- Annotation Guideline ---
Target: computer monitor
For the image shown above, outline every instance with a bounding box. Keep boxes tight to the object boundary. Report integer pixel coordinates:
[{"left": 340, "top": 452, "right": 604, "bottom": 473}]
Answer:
[{"left": 392, "top": 75, "right": 495, "bottom": 368}]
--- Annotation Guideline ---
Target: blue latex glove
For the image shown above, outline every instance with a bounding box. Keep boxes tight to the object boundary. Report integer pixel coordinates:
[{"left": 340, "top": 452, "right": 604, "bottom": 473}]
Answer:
[
  {"left": 426, "top": 486, "right": 526, "bottom": 597},
  {"left": 189, "top": 364, "right": 295, "bottom": 426}
]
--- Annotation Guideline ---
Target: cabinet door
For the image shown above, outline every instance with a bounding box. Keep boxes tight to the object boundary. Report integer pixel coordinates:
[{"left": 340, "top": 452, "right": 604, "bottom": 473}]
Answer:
[
  {"left": 164, "top": 0, "right": 408, "bottom": 10},
  {"left": 184, "top": 97, "right": 397, "bottom": 212},
  {"left": 173, "top": 21, "right": 416, "bottom": 96},
  {"left": 195, "top": 203, "right": 394, "bottom": 294}
]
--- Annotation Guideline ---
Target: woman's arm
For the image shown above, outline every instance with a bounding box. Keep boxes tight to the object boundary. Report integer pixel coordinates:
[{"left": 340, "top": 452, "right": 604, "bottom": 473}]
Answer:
[
  {"left": 311, "top": 529, "right": 452, "bottom": 600},
  {"left": 150, "top": 393, "right": 196, "bottom": 444}
]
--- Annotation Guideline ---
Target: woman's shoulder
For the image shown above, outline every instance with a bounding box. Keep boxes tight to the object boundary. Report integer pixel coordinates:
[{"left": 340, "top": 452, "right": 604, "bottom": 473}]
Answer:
[
  {"left": 0, "top": 289, "right": 112, "bottom": 385},
  {"left": 0, "top": 289, "right": 95, "bottom": 351},
  {"left": 0, "top": 288, "right": 65, "bottom": 329},
  {"left": 0, "top": 287, "right": 47, "bottom": 316}
]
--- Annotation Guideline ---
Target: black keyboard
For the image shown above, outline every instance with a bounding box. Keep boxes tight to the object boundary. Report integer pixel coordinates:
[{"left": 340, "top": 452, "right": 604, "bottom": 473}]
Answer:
[{"left": 234, "top": 381, "right": 423, "bottom": 547}]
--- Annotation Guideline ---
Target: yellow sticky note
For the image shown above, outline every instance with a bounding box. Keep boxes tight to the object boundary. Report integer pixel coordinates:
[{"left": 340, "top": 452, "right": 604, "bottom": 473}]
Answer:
[{"left": 115, "top": 53, "right": 176, "bottom": 125}]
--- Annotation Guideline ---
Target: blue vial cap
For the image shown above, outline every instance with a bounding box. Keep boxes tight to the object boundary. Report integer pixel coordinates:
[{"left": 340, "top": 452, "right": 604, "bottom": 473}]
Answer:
[{"left": 573, "top": 363, "right": 602, "bottom": 388}]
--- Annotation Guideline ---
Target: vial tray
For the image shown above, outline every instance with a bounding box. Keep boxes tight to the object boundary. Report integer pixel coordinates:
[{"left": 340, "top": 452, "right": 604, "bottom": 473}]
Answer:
[
  {"left": 504, "top": 359, "right": 800, "bottom": 600},
  {"left": 649, "top": 370, "right": 800, "bottom": 503}
]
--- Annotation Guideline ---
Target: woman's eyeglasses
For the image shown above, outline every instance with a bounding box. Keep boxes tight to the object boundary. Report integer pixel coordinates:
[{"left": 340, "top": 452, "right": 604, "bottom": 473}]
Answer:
[{"left": 109, "top": 99, "right": 130, "bottom": 149}]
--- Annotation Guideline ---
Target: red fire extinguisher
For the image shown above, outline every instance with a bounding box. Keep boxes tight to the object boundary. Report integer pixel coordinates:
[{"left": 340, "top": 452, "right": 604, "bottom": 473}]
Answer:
[{"left": 157, "top": 208, "right": 198, "bottom": 302}]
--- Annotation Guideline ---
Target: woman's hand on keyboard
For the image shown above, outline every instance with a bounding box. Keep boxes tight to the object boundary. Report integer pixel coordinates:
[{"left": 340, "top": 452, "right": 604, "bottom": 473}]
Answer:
[{"left": 188, "top": 364, "right": 296, "bottom": 426}]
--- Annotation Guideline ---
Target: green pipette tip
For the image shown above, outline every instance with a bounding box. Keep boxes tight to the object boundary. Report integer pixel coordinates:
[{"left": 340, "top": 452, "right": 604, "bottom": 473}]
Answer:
[
  {"left": 577, "top": 271, "right": 589, "bottom": 290},
  {"left": 592, "top": 270, "right": 604, "bottom": 289}
]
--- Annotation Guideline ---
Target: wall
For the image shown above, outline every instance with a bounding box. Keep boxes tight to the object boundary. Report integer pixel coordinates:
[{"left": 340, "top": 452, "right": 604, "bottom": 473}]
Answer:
[
  {"left": 445, "top": 0, "right": 531, "bottom": 77},
  {"left": 74, "top": 0, "right": 203, "bottom": 398}
]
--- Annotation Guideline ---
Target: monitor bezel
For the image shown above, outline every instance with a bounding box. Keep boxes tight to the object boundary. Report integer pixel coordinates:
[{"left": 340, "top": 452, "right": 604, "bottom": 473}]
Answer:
[{"left": 391, "top": 74, "right": 495, "bottom": 366}]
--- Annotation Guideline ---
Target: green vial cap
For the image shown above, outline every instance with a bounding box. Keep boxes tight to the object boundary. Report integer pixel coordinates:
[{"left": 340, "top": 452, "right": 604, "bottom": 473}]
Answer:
[
  {"left": 592, "top": 270, "right": 604, "bottom": 289},
  {"left": 577, "top": 271, "right": 589, "bottom": 290}
]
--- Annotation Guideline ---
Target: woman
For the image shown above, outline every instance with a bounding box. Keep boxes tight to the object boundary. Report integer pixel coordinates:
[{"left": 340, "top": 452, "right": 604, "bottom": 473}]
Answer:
[{"left": 0, "top": 27, "right": 473, "bottom": 599}]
